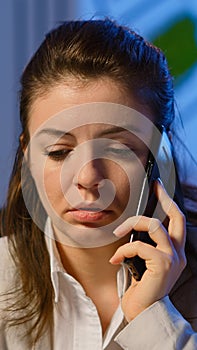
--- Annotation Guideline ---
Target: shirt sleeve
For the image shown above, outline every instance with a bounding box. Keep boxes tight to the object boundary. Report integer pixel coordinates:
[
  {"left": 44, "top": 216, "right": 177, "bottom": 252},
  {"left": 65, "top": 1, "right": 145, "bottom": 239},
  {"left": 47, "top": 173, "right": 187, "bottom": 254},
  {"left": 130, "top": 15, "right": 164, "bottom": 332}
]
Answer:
[
  {"left": 114, "top": 296, "right": 197, "bottom": 349},
  {"left": 0, "top": 324, "right": 8, "bottom": 350}
]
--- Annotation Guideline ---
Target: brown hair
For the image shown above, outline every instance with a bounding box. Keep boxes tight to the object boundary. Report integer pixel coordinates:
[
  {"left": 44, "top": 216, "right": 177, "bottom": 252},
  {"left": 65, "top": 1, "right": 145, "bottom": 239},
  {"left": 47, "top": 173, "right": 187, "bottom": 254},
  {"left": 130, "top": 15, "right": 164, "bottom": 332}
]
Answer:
[{"left": 0, "top": 18, "right": 192, "bottom": 344}]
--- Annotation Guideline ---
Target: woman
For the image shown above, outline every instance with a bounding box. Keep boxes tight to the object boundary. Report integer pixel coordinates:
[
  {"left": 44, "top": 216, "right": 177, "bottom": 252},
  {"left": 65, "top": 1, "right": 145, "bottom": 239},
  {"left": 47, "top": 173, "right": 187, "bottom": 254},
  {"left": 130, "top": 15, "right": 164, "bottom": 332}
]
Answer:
[{"left": 0, "top": 19, "right": 197, "bottom": 349}]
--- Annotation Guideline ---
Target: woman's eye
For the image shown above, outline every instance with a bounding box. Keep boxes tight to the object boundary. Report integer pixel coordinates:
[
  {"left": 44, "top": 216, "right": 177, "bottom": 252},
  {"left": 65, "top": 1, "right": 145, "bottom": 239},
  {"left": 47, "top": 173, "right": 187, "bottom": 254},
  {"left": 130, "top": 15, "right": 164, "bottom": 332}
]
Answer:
[
  {"left": 45, "top": 149, "right": 71, "bottom": 161},
  {"left": 106, "top": 147, "right": 135, "bottom": 159}
]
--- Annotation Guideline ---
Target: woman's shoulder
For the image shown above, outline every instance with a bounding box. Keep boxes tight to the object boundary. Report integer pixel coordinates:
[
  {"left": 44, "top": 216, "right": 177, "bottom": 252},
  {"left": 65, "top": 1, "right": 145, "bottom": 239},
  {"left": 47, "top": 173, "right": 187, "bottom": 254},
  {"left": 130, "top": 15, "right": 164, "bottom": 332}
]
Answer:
[
  {"left": 181, "top": 181, "right": 197, "bottom": 268},
  {"left": 0, "top": 236, "right": 16, "bottom": 286},
  {"left": 169, "top": 223, "right": 197, "bottom": 330},
  {"left": 0, "top": 236, "right": 12, "bottom": 260},
  {"left": 182, "top": 182, "right": 197, "bottom": 226},
  {"left": 185, "top": 222, "right": 197, "bottom": 274}
]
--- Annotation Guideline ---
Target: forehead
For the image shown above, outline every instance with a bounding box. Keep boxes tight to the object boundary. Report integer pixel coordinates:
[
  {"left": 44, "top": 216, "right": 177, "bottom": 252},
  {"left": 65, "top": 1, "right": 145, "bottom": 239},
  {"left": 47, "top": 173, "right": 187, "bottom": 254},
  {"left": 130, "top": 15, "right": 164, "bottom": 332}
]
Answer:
[
  {"left": 28, "top": 78, "right": 155, "bottom": 136},
  {"left": 31, "top": 102, "right": 155, "bottom": 148}
]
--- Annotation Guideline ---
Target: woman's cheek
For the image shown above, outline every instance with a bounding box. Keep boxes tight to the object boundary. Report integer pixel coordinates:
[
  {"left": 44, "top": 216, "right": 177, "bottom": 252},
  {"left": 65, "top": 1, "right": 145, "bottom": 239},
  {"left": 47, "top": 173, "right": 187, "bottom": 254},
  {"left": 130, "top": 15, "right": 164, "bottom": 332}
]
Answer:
[{"left": 43, "top": 167, "right": 64, "bottom": 205}]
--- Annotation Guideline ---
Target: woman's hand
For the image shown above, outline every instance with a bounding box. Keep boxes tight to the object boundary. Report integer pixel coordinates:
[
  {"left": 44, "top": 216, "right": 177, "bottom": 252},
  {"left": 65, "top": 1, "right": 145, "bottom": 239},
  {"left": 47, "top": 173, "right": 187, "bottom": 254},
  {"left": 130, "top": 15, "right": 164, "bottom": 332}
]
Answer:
[{"left": 109, "top": 180, "right": 187, "bottom": 321}]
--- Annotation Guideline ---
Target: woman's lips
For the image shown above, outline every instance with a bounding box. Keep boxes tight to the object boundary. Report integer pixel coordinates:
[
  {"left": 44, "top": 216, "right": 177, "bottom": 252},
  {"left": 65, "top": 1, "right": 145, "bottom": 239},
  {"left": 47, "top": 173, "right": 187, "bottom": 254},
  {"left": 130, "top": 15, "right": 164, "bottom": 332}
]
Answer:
[{"left": 67, "top": 209, "right": 110, "bottom": 222}]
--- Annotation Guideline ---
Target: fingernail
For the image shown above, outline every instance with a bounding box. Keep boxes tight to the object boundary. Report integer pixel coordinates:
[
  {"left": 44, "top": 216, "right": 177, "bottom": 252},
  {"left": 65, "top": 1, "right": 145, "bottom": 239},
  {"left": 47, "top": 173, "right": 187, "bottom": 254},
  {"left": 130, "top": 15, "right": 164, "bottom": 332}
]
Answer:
[
  {"left": 113, "top": 226, "right": 124, "bottom": 237},
  {"left": 109, "top": 256, "right": 119, "bottom": 264},
  {"left": 109, "top": 257, "right": 114, "bottom": 263}
]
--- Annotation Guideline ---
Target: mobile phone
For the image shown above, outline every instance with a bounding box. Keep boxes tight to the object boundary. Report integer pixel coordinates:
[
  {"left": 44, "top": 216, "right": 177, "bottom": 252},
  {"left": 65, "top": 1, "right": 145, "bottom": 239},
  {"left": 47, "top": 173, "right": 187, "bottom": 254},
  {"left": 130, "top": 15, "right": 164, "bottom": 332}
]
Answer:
[{"left": 123, "top": 125, "right": 175, "bottom": 281}]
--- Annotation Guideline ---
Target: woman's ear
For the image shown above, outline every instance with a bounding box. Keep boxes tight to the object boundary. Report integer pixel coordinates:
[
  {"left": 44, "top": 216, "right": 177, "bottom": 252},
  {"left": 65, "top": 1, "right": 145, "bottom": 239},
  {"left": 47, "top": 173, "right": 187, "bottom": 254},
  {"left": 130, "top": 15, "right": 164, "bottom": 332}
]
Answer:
[
  {"left": 20, "top": 133, "right": 27, "bottom": 153},
  {"left": 20, "top": 133, "right": 30, "bottom": 165}
]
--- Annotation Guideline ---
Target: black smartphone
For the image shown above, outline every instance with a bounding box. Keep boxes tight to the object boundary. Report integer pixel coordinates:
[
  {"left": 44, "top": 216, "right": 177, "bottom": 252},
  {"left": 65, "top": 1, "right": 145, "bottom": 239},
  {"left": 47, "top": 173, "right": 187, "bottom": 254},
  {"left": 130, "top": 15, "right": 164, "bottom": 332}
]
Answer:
[{"left": 123, "top": 125, "right": 175, "bottom": 281}]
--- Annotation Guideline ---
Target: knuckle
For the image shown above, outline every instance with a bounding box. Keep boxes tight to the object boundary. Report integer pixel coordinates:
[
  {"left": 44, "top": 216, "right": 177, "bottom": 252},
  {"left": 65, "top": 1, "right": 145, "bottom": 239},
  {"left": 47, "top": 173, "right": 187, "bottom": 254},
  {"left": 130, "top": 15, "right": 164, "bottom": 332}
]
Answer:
[
  {"left": 174, "top": 205, "right": 186, "bottom": 223},
  {"left": 116, "top": 242, "right": 130, "bottom": 254},
  {"left": 178, "top": 209, "right": 186, "bottom": 222},
  {"left": 171, "top": 251, "right": 187, "bottom": 272},
  {"left": 163, "top": 254, "right": 174, "bottom": 271},
  {"left": 180, "top": 253, "right": 187, "bottom": 270},
  {"left": 132, "top": 240, "right": 144, "bottom": 250},
  {"left": 148, "top": 218, "right": 161, "bottom": 233}
]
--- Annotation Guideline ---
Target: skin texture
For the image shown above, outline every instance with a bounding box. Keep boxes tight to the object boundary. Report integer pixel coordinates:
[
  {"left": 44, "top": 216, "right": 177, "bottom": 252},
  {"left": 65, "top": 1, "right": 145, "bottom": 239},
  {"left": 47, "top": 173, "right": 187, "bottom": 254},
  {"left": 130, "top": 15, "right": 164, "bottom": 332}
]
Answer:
[
  {"left": 28, "top": 78, "right": 152, "bottom": 246},
  {"left": 27, "top": 77, "right": 186, "bottom": 332}
]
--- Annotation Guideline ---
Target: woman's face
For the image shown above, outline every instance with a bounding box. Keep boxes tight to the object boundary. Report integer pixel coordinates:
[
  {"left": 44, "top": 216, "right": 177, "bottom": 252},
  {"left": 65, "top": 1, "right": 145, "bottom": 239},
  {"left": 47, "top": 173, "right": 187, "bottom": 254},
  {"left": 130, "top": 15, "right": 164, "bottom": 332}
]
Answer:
[{"left": 25, "top": 78, "right": 155, "bottom": 247}]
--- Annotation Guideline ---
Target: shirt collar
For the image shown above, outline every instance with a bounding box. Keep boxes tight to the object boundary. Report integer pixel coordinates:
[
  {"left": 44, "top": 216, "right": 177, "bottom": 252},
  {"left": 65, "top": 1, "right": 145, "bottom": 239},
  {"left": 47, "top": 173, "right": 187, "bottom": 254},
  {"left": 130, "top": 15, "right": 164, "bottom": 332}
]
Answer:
[{"left": 44, "top": 217, "right": 64, "bottom": 303}]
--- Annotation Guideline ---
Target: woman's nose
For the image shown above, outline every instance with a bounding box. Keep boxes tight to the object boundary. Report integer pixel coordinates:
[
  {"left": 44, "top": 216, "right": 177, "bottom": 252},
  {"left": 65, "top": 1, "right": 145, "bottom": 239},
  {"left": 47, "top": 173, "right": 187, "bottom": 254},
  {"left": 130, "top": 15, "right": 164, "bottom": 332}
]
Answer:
[{"left": 73, "top": 159, "right": 105, "bottom": 190}]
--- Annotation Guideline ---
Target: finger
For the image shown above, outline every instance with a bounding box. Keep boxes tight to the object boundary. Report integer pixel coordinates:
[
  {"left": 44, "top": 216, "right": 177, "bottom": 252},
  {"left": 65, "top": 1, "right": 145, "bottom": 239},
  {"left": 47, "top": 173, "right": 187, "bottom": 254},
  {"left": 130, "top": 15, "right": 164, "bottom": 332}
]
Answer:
[
  {"left": 109, "top": 242, "right": 175, "bottom": 277},
  {"left": 109, "top": 241, "right": 158, "bottom": 265},
  {"left": 113, "top": 215, "right": 164, "bottom": 237},
  {"left": 154, "top": 179, "right": 186, "bottom": 250},
  {"left": 113, "top": 215, "right": 173, "bottom": 253}
]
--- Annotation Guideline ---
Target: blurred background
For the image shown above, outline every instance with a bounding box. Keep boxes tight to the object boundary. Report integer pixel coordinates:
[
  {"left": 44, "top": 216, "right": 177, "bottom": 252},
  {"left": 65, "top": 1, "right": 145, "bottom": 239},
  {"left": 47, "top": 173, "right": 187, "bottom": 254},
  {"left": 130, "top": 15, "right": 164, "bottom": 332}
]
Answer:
[{"left": 0, "top": 0, "right": 197, "bottom": 206}]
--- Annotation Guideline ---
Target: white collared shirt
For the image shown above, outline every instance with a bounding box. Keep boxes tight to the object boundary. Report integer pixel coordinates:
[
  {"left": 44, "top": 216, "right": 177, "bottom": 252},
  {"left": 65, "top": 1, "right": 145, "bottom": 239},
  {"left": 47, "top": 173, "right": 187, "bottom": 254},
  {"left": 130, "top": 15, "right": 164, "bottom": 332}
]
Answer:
[
  {"left": 45, "top": 218, "right": 128, "bottom": 350},
  {"left": 0, "top": 224, "right": 196, "bottom": 349},
  {"left": 43, "top": 218, "right": 197, "bottom": 350}
]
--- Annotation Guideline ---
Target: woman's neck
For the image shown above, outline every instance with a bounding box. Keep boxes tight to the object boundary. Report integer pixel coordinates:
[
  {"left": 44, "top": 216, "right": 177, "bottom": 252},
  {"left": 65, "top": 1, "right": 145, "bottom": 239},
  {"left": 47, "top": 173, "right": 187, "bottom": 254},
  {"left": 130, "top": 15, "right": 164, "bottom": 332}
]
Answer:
[
  {"left": 56, "top": 238, "right": 127, "bottom": 287},
  {"left": 55, "top": 231, "right": 130, "bottom": 289},
  {"left": 56, "top": 236, "right": 129, "bottom": 335}
]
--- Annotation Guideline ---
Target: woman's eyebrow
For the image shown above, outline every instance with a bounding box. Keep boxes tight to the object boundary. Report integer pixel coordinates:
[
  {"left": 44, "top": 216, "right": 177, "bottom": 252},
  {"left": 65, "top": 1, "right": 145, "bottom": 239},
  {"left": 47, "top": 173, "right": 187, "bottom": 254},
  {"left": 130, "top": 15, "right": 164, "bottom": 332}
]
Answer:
[
  {"left": 99, "top": 125, "right": 141, "bottom": 136},
  {"left": 35, "top": 128, "right": 73, "bottom": 138},
  {"left": 34, "top": 125, "right": 142, "bottom": 139}
]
